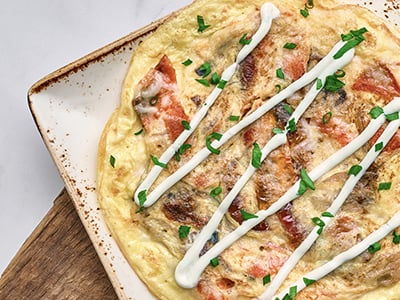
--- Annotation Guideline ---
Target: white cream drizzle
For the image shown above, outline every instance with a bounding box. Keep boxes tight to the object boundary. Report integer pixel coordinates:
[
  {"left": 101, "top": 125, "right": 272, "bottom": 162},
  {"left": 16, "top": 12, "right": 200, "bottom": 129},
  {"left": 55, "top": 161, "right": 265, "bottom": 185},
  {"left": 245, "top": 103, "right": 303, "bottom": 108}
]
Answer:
[
  {"left": 133, "top": 2, "right": 280, "bottom": 207},
  {"left": 274, "top": 209, "right": 400, "bottom": 299},
  {"left": 129, "top": 1, "right": 400, "bottom": 296},
  {"left": 263, "top": 114, "right": 400, "bottom": 300}
]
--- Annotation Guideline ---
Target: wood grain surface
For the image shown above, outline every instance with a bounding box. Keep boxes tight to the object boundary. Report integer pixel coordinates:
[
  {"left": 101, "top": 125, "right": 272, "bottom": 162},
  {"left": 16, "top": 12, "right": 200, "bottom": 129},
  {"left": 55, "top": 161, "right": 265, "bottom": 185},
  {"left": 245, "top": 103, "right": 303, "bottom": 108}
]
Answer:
[{"left": 0, "top": 189, "right": 118, "bottom": 300}]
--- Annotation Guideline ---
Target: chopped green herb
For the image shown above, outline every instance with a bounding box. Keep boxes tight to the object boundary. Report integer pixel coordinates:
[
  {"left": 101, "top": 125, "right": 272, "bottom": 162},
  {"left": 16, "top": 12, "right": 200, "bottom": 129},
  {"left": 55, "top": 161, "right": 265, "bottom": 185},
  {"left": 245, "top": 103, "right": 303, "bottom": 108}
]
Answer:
[
  {"left": 303, "top": 277, "right": 316, "bottom": 286},
  {"left": 178, "top": 225, "right": 191, "bottom": 239},
  {"left": 210, "top": 186, "right": 222, "bottom": 198},
  {"left": 322, "top": 111, "right": 332, "bottom": 124},
  {"left": 109, "top": 155, "right": 116, "bottom": 168},
  {"left": 217, "top": 79, "right": 227, "bottom": 89},
  {"left": 272, "top": 127, "right": 284, "bottom": 135},
  {"left": 324, "top": 75, "right": 345, "bottom": 92},
  {"left": 297, "top": 180, "right": 307, "bottom": 195},
  {"left": 196, "top": 78, "right": 210, "bottom": 86},
  {"left": 275, "top": 84, "right": 282, "bottom": 93},
  {"left": 206, "top": 132, "right": 222, "bottom": 155},
  {"left": 181, "top": 120, "right": 191, "bottom": 130},
  {"left": 305, "top": 0, "right": 314, "bottom": 8},
  {"left": 150, "top": 155, "right": 167, "bottom": 168},
  {"left": 239, "top": 33, "right": 252, "bottom": 45},
  {"left": 197, "top": 15, "right": 210, "bottom": 33},
  {"left": 283, "top": 103, "right": 294, "bottom": 115},
  {"left": 369, "top": 106, "right": 384, "bottom": 119},
  {"left": 282, "top": 294, "right": 292, "bottom": 300},
  {"left": 286, "top": 118, "right": 297, "bottom": 133},
  {"left": 210, "top": 72, "right": 221, "bottom": 85},
  {"left": 333, "top": 27, "right": 368, "bottom": 59},
  {"left": 385, "top": 112, "right": 399, "bottom": 121},
  {"left": 175, "top": 143, "right": 192, "bottom": 161},
  {"left": 182, "top": 59, "right": 193, "bottom": 66},
  {"left": 229, "top": 115, "right": 240, "bottom": 121},
  {"left": 300, "top": 168, "right": 315, "bottom": 190},
  {"left": 284, "top": 42, "right": 297, "bottom": 49},
  {"left": 312, "top": 217, "right": 325, "bottom": 228},
  {"left": 240, "top": 208, "right": 259, "bottom": 221},
  {"left": 378, "top": 182, "right": 392, "bottom": 191},
  {"left": 375, "top": 142, "right": 384, "bottom": 152},
  {"left": 134, "top": 128, "right": 144, "bottom": 135},
  {"left": 322, "top": 211, "right": 334, "bottom": 218},
  {"left": 251, "top": 142, "right": 262, "bottom": 168},
  {"left": 263, "top": 274, "right": 271, "bottom": 285},
  {"left": 198, "top": 62, "right": 212, "bottom": 77},
  {"left": 289, "top": 286, "right": 298, "bottom": 298},
  {"left": 348, "top": 164, "right": 363, "bottom": 176},
  {"left": 368, "top": 242, "right": 381, "bottom": 254},
  {"left": 300, "top": 7, "right": 309, "bottom": 18},
  {"left": 276, "top": 68, "right": 285, "bottom": 80},
  {"left": 210, "top": 257, "right": 219, "bottom": 267},
  {"left": 137, "top": 190, "right": 147, "bottom": 210},
  {"left": 316, "top": 78, "right": 323, "bottom": 90},
  {"left": 392, "top": 231, "right": 400, "bottom": 244},
  {"left": 334, "top": 69, "right": 346, "bottom": 78},
  {"left": 317, "top": 226, "right": 324, "bottom": 235}
]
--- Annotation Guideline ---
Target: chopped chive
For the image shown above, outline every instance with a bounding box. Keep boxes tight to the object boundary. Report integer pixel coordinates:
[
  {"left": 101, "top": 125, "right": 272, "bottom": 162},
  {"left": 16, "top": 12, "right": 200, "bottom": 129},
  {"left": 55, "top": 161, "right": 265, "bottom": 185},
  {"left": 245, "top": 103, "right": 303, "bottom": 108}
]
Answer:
[
  {"left": 175, "top": 143, "right": 192, "bottom": 161},
  {"left": 385, "top": 112, "right": 399, "bottom": 121},
  {"left": 178, "top": 225, "right": 191, "bottom": 239},
  {"left": 217, "top": 79, "right": 227, "bottom": 89},
  {"left": 392, "top": 231, "right": 400, "bottom": 244},
  {"left": 283, "top": 42, "right": 297, "bottom": 50},
  {"left": 182, "top": 59, "right": 193, "bottom": 66},
  {"left": 275, "top": 84, "right": 282, "bottom": 93},
  {"left": 324, "top": 75, "right": 345, "bottom": 92},
  {"left": 369, "top": 106, "right": 384, "bottom": 119},
  {"left": 240, "top": 208, "right": 259, "bottom": 221},
  {"left": 297, "top": 180, "right": 307, "bottom": 195},
  {"left": 289, "top": 286, "right": 297, "bottom": 298},
  {"left": 312, "top": 217, "right": 325, "bottom": 227},
  {"left": 283, "top": 103, "right": 294, "bottom": 115},
  {"left": 333, "top": 34, "right": 366, "bottom": 59},
  {"left": 286, "top": 118, "right": 297, "bottom": 133},
  {"left": 272, "top": 127, "right": 284, "bottom": 135},
  {"left": 206, "top": 132, "right": 222, "bottom": 155},
  {"left": 368, "top": 242, "right": 381, "bottom": 254},
  {"left": 375, "top": 141, "right": 384, "bottom": 152},
  {"left": 305, "top": 0, "right": 314, "bottom": 8},
  {"left": 210, "top": 257, "right": 219, "bottom": 267},
  {"left": 317, "top": 226, "right": 324, "bottom": 235},
  {"left": 303, "top": 277, "right": 316, "bottom": 286},
  {"left": 322, "top": 211, "right": 334, "bottom": 218},
  {"left": 378, "top": 182, "right": 392, "bottom": 191},
  {"left": 109, "top": 155, "right": 116, "bottom": 168},
  {"left": 210, "top": 72, "right": 221, "bottom": 85},
  {"left": 134, "top": 128, "right": 144, "bottom": 135},
  {"left": 334, "top": 69, "right": 346, "bottom": 78},
  {"left": 300, "top": 168, "right": 315, "bottom": 190},
  {"left": 300, "top": 7, "right": 309, "bottom": 18},
  {"left": 195, "top": 78, "right": 210, "bottom": 86},
  {"left": 197, "top": 62, "right": 212, "bottom": 78},
  {"left": 229, "top": 115, "right": 240, "bottom": 121},
  {"left": 150, "top": 155, "right": 167, "bottom": 168},
  {"left": 239, "top": 33, "right": 252, "bottom": 45},
  {"left": 322, "top": 112, "right": 332, "bottom": 124},
  {"left": 197, "top": 15, "right": 210, "bottom": 33},
  {"left": 348, "top": 164, "right": 363, "bottom": 176},
  {"left": 276, "top": 68, "right": 285, "bottom": 80},
  {"left": 251, "top": 142, "right": 262, "bottom": 168},
  {"left": 210, "top": 186, "right": 222, "bottom": 198},
  {"left": 137, "top": 190, "right": 147, "bottom": 210},
  {"left": 263, "top": 274, "right": 271, "bottom": 285},
  {"left": 181, "top": 120, "right": 191, "bottom": 130}
]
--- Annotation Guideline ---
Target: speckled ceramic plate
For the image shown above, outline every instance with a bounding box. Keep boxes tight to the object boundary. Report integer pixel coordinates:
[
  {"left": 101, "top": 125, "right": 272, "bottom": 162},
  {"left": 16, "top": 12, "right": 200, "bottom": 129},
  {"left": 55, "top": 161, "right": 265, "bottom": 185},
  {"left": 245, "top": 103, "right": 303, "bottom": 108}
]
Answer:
[{"left": 28, "top": 1, "right": 400, "bottom": 300}]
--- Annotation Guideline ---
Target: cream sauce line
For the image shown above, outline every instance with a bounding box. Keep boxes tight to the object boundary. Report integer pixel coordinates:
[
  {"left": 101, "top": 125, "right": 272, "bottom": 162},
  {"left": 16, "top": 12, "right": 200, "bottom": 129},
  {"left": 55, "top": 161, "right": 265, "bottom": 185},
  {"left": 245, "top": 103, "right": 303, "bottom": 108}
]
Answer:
[
  {"left": 263, "top": 116, "right": 400, "bottom": 299},
  {"left": 174, "top": 47, "right": 355, "bottom": 288},
  {"left": 275, "top": 209, "right": 400, "bottom": 300},
  {"left": 140, "top": 39, "right": 352, "bottom": 207},
  {"left": 133, "top": 3, "right": 280, "bottom": 207},
  {"left": 174, "top": 99, "right": 400, "bottom": 289}
]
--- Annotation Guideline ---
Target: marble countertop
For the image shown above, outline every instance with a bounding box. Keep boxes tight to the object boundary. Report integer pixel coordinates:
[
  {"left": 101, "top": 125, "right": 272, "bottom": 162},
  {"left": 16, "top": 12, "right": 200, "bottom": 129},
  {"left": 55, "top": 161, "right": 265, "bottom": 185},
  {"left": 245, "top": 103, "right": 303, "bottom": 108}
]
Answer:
[{"left": 0, "top": 0, "right": 191, "bottom": 274}]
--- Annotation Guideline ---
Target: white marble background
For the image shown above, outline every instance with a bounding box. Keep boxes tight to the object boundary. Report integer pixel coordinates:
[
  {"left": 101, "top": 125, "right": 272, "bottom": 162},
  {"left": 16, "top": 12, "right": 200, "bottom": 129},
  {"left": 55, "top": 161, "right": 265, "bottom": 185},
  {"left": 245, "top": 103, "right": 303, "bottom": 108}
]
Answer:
[{"left": 0, "top": 0, "right": 191, "bottom": 275}]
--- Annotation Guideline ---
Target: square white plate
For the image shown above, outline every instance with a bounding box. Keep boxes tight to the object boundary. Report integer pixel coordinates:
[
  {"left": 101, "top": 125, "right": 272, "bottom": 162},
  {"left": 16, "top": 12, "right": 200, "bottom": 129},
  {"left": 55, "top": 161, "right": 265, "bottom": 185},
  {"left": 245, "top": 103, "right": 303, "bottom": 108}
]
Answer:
[{"left": 28, "top": 1, "right": 399, "bottom": 300}]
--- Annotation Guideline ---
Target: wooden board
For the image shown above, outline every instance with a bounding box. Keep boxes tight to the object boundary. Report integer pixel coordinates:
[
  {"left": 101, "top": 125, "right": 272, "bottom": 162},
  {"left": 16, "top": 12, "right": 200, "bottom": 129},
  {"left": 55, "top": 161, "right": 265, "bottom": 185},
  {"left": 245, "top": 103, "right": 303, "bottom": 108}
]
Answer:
[{"left": 0, "top": 189, "right": 118, "bottom": 299}]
